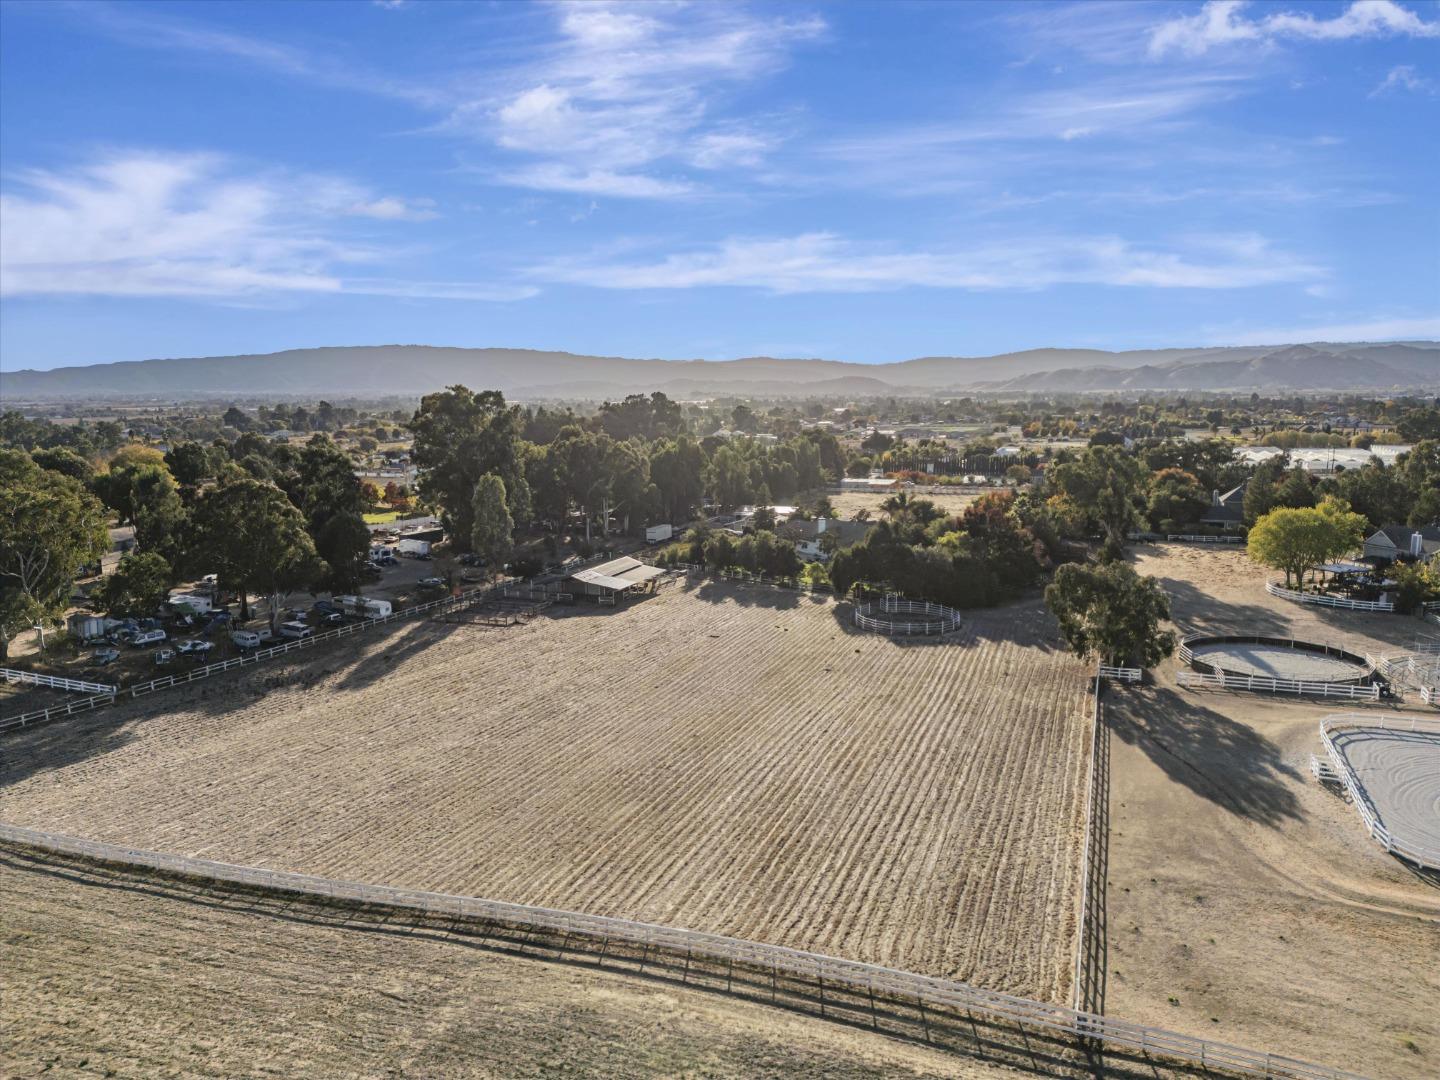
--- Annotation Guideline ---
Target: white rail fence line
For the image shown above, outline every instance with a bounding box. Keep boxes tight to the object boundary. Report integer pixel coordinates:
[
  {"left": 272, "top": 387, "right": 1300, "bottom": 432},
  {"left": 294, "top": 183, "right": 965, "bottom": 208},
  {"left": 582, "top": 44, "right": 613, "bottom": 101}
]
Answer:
[
  {"left": 1071, "top": 683, "right": 1106, "bottom": 1016},
  {"left": 1318, "top": 712, "right": 1440, "bottom": 870},
  {"left": 1265, "top": 581, "right": 1394, "bottom": 613},
  {"left": 1177, "top": 670, "right": 1381, "bottom": 701},
  {"left": 1, "top": 668, "right": 117, "bottom": 696},
  {"left": 0, "top": 822, "right": 1365, "bottom": 1080},
  {"left": 853, "top": 598, "right": 963, "bottom": 637},
  {"left": 0, "top": 585, "right": 503, "bottom": 733},
  {"left": 1096, "top": 665, "right": 1142, "bottom": 683}
]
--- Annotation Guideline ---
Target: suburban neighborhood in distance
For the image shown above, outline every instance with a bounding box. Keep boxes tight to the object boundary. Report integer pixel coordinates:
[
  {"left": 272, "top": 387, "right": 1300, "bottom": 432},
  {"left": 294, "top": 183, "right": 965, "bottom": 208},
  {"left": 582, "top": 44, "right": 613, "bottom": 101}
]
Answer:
[{"left": 2, "top": 2, "right": 1438, "bottom": 1079}]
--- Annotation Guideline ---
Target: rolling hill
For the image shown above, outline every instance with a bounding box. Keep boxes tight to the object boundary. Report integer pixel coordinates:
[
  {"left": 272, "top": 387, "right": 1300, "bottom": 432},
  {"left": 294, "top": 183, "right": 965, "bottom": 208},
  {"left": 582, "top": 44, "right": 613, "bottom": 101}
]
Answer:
[{"left": 2, "top": 341, "right": 1435, "bottom": 400}]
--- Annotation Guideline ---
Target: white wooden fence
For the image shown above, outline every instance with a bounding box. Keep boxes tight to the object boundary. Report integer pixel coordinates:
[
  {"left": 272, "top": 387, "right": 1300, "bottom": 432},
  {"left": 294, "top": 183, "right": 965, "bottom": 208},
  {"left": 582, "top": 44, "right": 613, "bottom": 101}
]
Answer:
[
  {"left": 1176, "top": 670, "right": 1381, "bottom": 701},
  {"left": 1, "top": 668, "right": 117, "bottom": 696},
  {"left": 1096, "top": 665, "right": 1142, "bottom": 683},
  {"left": 1265, "top": 581, "right": 1394, "bottom": 613},
  {"left": 0, "top": 585, "right": 500, "bottom": 733},
  {"left": 0, "top": 821, "right": 1366, "bottom": 1080},
  {"left": 1318, "top": 712, "right": 1440, "bottom": 870},
  {"left": 854, "top": 598, "right": 963, "bottom": 637}
]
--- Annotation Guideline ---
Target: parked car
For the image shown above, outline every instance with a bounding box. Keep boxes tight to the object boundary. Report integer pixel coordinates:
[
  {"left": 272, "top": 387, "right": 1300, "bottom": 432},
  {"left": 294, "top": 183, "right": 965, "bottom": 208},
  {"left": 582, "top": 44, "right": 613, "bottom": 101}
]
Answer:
[
  {"left": 418, "top": 576, "right": 446, "bottom": 589},
  {"left": 278, "top": 620, "right": 314, "bottom": 640},
  {"left": 458, "top": 553, "right": 487, "bottom": 567},
  {"left": 154, "top": 648, "right": 175, "bottom": 666},
  {"left": 360, "top": 563, "right": 384, "bottom": 581},
  {"left": 130, "top": 628, "right": 167, "bottom": 647},
  {"left": 176, "top": 639, "right": 214, "bottom": 657},
  {"left": 92, "top": 647, "right": 120, "bottom": 664},
  {"left": 311, "top": 601, "right": 343, "bottom": 624},
  {"left": 230, "top": 630, "right": 262, "bottom": 650}
]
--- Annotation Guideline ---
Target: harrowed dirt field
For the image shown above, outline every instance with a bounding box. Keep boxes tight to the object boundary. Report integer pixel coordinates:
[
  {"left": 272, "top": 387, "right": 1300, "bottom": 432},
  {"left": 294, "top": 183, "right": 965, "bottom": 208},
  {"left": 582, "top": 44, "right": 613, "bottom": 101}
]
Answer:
[
  {"left": 0, "top": 580, "right": 1092, "bottom": 1004},
  {"left": 0, "top": 854, "right": 1033, "bottom": 1080},
  {"left": 1103, "top": 544, "right": 1440, "bottom": 1080}
]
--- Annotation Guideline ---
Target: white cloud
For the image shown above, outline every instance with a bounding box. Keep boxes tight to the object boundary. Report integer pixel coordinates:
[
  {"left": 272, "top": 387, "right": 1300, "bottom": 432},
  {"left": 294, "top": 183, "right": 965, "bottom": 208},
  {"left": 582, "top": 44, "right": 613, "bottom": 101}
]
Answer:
[
  {"left": 1209, "top": 315, "right": 1440, "bottom": 344},
  {"left": 494, "top": 164, "right": 696, "bottom": 199},
  {"left": 462, "top": 2, "right": 824, "bottom": 197},
  {"left": 1149, "top": 0, "right": 1439, "bottom": 58},
  {"left": 527, "top": 231, "right": 1323, "bottom": 294},
  {"left": 1370, "top": 64, "right": 1437, "bottom": 97},
  {"left": 0, "top": 151, "right": 512, "bottom": 301}
]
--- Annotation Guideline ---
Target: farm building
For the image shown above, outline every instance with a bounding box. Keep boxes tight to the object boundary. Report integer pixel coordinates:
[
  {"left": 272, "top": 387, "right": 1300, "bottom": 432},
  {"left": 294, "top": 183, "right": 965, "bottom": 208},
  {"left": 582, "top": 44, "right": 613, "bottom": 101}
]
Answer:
[
  {"left": 1199, "top": 481, "right": 1248, "bottom": 529},
  {"left": 780, "top": 517, "right": 873, "bottom": 561},
  {"left": 565, "top": 555, "right": 668, "bottom": 603},
  {"left": 1362, "top": 524, "right": 1440, "bottom": 564},
  {"left": 840, "top": 476, "right": 901, "bottom": 491}
]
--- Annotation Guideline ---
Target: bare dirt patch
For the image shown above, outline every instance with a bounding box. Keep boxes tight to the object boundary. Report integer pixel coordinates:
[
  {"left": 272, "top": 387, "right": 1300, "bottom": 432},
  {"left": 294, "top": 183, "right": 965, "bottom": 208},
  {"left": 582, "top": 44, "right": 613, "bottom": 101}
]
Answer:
[
  {"left": 0, "top": 855, "right": 1029, "bottom": 1080},
  {"left": 0, "top": 582, "right": 1090, "bottom": 1003},
  {"left": 1100, "top": 545, "right": 1440, "bottom": 1080},
  {"left": 824, "top": 489, "right": 983, "bottom": 521}
]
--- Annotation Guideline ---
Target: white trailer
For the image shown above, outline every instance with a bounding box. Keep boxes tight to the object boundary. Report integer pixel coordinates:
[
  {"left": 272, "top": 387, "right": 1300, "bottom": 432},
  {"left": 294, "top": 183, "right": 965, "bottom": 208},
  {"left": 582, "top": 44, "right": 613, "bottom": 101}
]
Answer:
[
  {"left": 397, "top": 538, "right": 431, "bottom": 557},
  {"left": 168, "top": 592, "right": 213, "bottom": 614},
  {"left": 336, "top": 595, "right": 392, "bottom": 620},
  {"left": 645, "top": 524, "right": 674, "bottom": 544}
]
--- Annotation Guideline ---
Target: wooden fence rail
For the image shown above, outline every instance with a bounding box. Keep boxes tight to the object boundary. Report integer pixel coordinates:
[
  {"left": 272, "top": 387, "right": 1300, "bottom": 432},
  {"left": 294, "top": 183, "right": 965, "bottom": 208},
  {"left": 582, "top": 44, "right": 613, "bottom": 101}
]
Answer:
[
  {"left": 0, "top": 584, "right": 504, "bottom": 733},
  {"left": 0, "top": 822, "right": 1365, "bottom": 1080},
  {"left": 1265, "top": 582, "right": 1394, "bottom": 613},
  {"left": 1096, "top": 665, "right": 1142, "bottom": 683},
  {"left": 1318, "top": 712, "right": 1440, "bottom": 870},
  {"left": 1177, "top": 670, "right": 1381, "bottom": 701},
  {"left": 1, "top": 667, "right": 117, "bottom": 695}
]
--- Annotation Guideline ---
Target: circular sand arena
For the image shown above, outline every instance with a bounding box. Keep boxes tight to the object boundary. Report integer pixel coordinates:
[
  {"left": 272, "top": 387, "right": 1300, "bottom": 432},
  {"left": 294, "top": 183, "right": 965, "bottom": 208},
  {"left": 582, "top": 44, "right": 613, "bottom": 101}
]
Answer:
[
  {"left": 1185, "top": 635, "right": 1371, "bottom": 684},
  {"left": 1329, "top": 727, "right": 1440, "bottom": 864}
]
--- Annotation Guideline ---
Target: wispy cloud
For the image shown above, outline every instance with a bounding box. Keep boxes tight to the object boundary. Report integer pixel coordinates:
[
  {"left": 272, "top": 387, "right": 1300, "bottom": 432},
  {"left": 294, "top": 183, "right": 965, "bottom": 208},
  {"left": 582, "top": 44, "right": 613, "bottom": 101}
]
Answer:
[
  {"left": 447, "top": 2, "right": 824, "bottom": 197},
  {"left": 527, "top": 231, "right": 1323, "bottom": 294},
  {"left": 0, "top": 151, "right": 523, "bottom": 300},
  {"left": 1370, "top": 64, "right": 1437, "bottom": 97},
  {"left": 1149, "top": 0, "right": 1439, "bottom": 58},
  {"left": 1207, "top": 315, "right": 1440, "bottom": 345},
  {"left": 57, "top": 0, "right": 446, "bottom": 107}
]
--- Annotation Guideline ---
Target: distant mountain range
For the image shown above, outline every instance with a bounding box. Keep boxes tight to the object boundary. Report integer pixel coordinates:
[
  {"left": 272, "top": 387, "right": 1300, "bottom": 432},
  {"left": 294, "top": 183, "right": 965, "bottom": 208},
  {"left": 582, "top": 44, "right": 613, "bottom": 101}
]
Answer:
[{"left": 3, "top": 341, "right": 1436, "bottom": 401}]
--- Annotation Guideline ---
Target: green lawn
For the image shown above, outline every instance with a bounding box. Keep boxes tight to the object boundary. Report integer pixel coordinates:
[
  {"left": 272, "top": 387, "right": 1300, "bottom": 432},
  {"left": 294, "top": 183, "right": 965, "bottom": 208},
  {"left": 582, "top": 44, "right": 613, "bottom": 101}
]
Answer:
[{"left": 363, "top": 510, "right": 403, "bottom": 524}]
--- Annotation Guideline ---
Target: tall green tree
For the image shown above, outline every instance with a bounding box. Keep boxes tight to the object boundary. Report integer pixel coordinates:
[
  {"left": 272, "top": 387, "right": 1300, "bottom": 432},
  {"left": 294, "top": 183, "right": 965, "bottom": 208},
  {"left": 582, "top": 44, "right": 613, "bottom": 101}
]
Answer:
[
  {"left": 1246, "top": 497, "right": 1367, "bottom": 588},
  {"left": 1049, "top": 446, "right": 1146, "bottom": 559},
  {"left": 290, "top": 435, "right": 371, "bottom": 594},
  {"left": 1044, "top": 562, "right": 1176, "bottom": 669},
  {"left": 97, "top": 551, "right": 173, "bottom": 619},
  {"left": 0, "top": 451, "right": 109, "bottom": 659},
  {"left": 410, "top": 386, "right": 526, "bottom": 548},
  {"left": 470, "top": 474, "right": 514, "bottom": 577},
  {"left": 650, "top": 436, "right": 708, "bottom": 523},
  {"left": 191, "top": 478, "right": 320, "bottom": 623}
]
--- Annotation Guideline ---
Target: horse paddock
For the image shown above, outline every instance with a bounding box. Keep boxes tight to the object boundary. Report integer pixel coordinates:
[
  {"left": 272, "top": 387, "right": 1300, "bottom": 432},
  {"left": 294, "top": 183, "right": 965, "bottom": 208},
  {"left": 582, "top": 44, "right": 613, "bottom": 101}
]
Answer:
[{"left": 0, "top": 582, "right": 1092, "bottom": 1003}]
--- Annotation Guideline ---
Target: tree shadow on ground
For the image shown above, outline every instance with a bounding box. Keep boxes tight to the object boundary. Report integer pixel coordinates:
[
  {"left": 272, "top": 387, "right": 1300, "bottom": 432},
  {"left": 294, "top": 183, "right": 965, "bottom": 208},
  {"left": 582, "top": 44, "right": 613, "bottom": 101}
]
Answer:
[
  {"left": 688, "top": 579, "right": 821, "bottom": 611},
  {"left": 1106, "top": 685, "right": 1303, "bottom": 827},
  {"left": 0, "top": 614, "right": 460, "bottom": 786},
  {"left": 1156, "top": 577, "right": 1293, "bottom": 639}
]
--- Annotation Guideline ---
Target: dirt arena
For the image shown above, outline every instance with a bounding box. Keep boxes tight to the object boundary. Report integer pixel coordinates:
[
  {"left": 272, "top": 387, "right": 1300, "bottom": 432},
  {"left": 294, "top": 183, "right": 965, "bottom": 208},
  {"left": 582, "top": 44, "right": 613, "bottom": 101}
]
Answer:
[
  {"left": 0, "top": 854, "right": 1028, "bottom": 1080},
  {"left": 1104, "top": 545, "right": 1440, "bottom": 1080},
  {"left": 0, "top": 581, "right": 1092, "bottom": 1003}
]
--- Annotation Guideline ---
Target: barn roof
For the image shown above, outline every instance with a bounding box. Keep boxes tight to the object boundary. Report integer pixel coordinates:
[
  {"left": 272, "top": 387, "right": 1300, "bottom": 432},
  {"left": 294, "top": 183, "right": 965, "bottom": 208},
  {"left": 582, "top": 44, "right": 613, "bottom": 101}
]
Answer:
[{"left": 568, "top": 555, "right": 667, "bottom": 591}]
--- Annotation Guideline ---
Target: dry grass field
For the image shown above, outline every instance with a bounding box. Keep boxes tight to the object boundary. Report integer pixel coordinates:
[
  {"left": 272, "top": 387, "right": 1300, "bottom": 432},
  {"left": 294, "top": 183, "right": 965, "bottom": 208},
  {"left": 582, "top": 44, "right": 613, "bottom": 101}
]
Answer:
[
  {"left": 825, "top": 489, "right": 981, "bottom": 520},
  {"left": 0, "top": 581, "right": 1092, "bottom": 1003},
  {"left": 1102, "top": 545, "right": 1440, "bottom": 1080},
  {"left": 0, "top": 854, "right": 1031, "bottom": 1080}
]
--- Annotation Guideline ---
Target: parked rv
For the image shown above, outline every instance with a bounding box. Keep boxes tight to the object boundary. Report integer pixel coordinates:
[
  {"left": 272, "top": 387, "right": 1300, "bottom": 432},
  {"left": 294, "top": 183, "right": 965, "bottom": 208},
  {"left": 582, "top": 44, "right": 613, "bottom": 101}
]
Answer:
[
  {"left": 397, "top": 538, "right": 432, "bottom": 558},
  {"left": 645, "top": 524, "right": 674, "bottom": 544},
  {"left": 277, "top": 621, "right": 314, "bottom": 640}
]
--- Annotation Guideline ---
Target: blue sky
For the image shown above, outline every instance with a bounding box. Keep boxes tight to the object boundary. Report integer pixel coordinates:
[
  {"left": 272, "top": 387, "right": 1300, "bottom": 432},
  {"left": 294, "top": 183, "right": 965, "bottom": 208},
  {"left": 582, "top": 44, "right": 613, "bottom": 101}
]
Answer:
[{"left": 1, "top": 0, "right": 1437, "bottom": 371}]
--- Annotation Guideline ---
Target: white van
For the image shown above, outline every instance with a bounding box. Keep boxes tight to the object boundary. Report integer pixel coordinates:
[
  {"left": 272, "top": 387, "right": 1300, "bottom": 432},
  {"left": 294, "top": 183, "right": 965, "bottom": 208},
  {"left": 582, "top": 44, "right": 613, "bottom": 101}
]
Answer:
[
  {"left": 131, "top": 628, "right": 167, "bottom": 647},
  {"left": 278, "top": 621, "right": 314, "bottom": 640},
  {"left": 230, "top": 630, "right": 262, "bottom": 649}
]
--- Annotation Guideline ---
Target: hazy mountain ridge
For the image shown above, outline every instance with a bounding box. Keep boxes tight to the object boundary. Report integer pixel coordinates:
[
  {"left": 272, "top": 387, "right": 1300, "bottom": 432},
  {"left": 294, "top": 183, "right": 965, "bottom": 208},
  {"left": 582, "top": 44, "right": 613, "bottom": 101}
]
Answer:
[{"left": 3, "top": 341, "right": 1435, "bottom": 400}]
